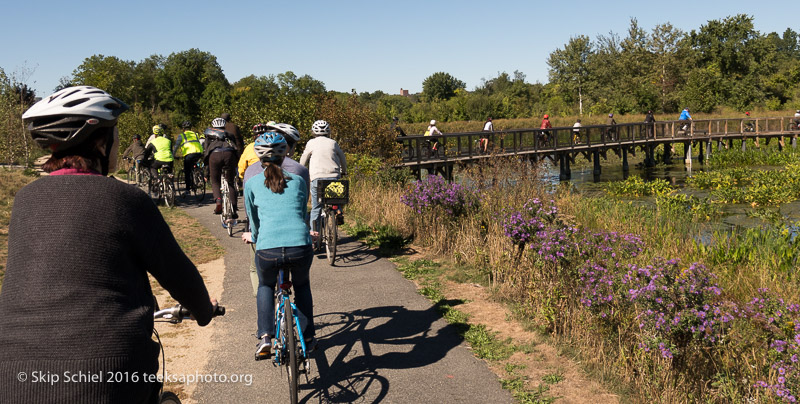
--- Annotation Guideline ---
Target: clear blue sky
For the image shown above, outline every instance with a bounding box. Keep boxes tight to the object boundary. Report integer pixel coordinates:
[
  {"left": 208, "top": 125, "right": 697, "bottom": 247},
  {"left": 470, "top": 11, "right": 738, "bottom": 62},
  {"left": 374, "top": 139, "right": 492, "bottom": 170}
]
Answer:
[{"left": 1, "top": 0, "right": 796, "bottom": 98}]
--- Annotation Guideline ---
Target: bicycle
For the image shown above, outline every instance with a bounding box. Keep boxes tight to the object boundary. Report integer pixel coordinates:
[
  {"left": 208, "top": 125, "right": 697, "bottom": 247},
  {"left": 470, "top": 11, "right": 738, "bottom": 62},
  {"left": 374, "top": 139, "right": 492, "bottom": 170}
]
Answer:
[
  {"left": 153, "top": 303, "right": 226, "bottom": 404},
  {"left": 148, "top": 165, "right": 177, "bottom": 208},
  {"left": 177, "top": 160, "right": 207, "bottom": 202},
  {"left": 220, "top": 167, "right": 237, "bottom": 237},
  {"left": 123, "top": 157, "right": 149, "bottom": 187},
  {"left": 255, "top": 264, "right": 311, "bottom": 404},
  {"left": 314, "top": 179, "right": 349, "bottom": 265}
]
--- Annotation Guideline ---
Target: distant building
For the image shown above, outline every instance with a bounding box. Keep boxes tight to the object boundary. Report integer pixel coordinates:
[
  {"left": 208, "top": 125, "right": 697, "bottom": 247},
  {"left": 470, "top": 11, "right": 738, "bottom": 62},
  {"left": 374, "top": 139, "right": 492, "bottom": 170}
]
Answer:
[{"left": 400, "top": 88, "right": 409, "bottom": 97}]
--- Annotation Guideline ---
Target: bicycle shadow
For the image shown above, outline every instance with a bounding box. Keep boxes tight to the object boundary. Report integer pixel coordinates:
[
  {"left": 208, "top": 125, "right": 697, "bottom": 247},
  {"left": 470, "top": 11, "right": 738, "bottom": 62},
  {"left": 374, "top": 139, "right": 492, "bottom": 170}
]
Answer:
[
  {"left": 316, "top": 235, "right": 381, "bottom": 268},
  {"left": 301, "top": 304, "right": 466, "bottom": 403}
]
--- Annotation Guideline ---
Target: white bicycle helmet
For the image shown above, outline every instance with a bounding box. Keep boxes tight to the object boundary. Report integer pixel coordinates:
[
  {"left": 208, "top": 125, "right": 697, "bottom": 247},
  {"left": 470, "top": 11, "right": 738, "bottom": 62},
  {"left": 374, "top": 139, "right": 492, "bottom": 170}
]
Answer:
[
  {"left": 266, "top": 123, "right": 301, "bottom": 144},
  {"left": 430, "top": 120, "right": 436, "bottom": 125},
  {"left": 22, "top": 86, "right": 129, "bottom": 152},
  {"left": 204, "top": 127, "right": 226, "bottom": 140},
  {"left": 311, "top": 120, "right": 331, "bottom": 136},
  {"left": 254, "top": 132, "right": 288, "bottom": 162},
  {"left": 211, "top": 117, "right": 227, "bottom": 128}
]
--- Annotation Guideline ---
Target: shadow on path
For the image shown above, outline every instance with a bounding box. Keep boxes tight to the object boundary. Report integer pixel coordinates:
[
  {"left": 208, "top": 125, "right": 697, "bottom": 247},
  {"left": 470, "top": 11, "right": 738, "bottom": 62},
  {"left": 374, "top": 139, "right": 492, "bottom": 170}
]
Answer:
[{"left": 301, "top": 305, "right": 465, "bottom": 403}]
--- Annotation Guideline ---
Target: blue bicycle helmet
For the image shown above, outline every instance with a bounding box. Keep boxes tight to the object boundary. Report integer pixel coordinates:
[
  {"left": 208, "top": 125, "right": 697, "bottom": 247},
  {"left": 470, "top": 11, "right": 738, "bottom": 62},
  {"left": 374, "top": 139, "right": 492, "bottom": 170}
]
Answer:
[{"left": 254, "top": 132, "right": 288, "bottom": 162}]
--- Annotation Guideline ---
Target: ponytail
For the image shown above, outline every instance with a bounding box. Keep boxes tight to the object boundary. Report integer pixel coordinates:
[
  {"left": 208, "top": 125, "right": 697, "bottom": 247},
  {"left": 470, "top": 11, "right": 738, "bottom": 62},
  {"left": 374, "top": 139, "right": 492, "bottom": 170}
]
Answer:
[{"left": 262, "top": 158, "right": 289, "bottom": 193}]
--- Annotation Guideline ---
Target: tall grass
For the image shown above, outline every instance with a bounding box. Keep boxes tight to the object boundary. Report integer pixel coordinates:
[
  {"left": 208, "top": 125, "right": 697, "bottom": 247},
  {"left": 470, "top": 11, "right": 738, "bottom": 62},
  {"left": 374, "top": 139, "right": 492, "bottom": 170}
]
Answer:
[{"left": 349, "top": 155, "right": 800, "bottom": 402}]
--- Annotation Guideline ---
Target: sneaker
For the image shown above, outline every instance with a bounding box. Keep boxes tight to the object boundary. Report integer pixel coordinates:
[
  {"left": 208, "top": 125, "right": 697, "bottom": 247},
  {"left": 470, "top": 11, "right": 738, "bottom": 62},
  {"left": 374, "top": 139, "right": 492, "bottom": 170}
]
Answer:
[
  {"left": 232, "top": 211, "right": 239, "bottom": 220},
  {"left": 213, "top": 200, "right": 222, "bottom": 215},
  {"left": 336, "top": 213, "right": 344, "bottom": 225},
  {"left": 255, "top": 336, "right": 272, "bottom": 360},
  {"left": 304, "top": 336, "right": 318, "bottom": 353}
]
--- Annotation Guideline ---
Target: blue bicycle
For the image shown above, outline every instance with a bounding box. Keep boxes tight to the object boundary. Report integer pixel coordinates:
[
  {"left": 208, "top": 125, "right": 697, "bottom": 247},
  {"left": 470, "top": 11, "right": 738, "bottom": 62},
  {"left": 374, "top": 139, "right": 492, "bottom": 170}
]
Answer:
[{"left": 255, "top": 265, "right": 311, "bottom": 404}]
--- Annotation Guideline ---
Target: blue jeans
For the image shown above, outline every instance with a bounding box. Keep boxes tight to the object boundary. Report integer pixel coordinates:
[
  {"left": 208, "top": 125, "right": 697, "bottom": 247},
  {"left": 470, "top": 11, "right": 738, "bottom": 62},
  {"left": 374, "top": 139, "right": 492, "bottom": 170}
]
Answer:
[
  {"left": 310, "top": 177, "right": 339, "bottom": 230},
  {"left": 255, "top": 245, "right": 314, "bottom": 339}
]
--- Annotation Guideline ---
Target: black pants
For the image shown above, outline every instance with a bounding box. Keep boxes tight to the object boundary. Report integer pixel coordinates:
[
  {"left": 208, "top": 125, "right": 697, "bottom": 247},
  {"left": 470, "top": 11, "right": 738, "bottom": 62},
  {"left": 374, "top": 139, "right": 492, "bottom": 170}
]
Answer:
[
  {"left": 149, "top": 160, "right": 173, "bottom": 178},
  {"left": 209, "top": 150, "right": 237, "bottom": 208},
  {"left": 183, "top": 153, "right": 202, "bottom": 190}
]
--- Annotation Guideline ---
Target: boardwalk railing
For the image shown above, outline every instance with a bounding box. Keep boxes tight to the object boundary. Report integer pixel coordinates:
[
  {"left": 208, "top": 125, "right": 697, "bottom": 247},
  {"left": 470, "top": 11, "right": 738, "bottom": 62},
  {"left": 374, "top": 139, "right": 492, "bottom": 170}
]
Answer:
[{"left": 397, "top": 116, "right": 800, "bottom": 167}]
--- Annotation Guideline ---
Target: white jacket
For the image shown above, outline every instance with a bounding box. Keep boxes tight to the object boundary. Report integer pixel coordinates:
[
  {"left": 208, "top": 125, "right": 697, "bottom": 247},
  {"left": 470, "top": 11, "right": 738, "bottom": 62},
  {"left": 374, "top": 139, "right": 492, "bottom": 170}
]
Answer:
[{"left": 299, "top": 136, "right": 347, "bottom": 181}]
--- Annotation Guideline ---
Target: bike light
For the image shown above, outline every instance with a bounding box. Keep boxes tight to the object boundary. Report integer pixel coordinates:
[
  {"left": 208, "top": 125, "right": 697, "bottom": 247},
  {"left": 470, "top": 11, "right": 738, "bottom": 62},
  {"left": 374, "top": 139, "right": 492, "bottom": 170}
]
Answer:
[
  {"left": 280, "top": 282, "right": 293, "bottom": 291},
  {"left": 331, "top": 205, "right": 338, "bottom": 210}
]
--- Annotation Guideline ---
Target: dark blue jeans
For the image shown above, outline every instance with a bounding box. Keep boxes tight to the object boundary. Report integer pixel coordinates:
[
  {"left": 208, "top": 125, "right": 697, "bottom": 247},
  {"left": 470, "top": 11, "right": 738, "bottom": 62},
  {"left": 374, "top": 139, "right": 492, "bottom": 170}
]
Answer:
[{"left": 255, "top": 245, "right": 314, "bottom": 339}]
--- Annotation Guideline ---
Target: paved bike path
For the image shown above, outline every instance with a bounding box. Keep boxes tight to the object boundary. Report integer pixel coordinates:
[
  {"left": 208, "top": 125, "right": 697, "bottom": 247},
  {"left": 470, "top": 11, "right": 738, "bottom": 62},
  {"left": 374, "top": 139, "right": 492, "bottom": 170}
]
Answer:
[{"left": 181, "top": 199, "right": 512, "bottom": 403}]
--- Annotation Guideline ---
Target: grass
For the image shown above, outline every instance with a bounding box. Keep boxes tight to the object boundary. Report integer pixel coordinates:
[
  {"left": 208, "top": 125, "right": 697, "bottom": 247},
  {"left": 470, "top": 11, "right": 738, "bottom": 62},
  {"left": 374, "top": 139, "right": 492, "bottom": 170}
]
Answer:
[
  {"left": 389, "top": 257, "right": 555, "bottom": 402},
  {"left": 158, "top": 206, "right": 224, "bottom": 265}
]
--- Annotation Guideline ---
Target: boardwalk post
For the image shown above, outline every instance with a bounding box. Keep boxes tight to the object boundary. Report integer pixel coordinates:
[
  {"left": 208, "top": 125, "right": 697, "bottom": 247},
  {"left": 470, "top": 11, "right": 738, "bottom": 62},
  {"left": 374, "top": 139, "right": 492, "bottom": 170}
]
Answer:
[
  {"left": 559, "top": 153, "right": 571, "bottom": 181},
  {"left": 741, "top": 138, "right": 747, "bottom": 152},
  {"left": 706, "top": 140, "right": 712, "bottom": 162},
  {"left": 663, "top": 143, "right": 672, "bottom": 164},
  {"left": 684, "top": 141, "right": 692, "bottom": 166},
  {"left": 621, "top": 147, "right": 629, "bottom": 171},
  {"left": 593, "top": 150, "right": 601, "bottom": 175},
  {"left": 793, "top": 135, "right": 797, "bottom": 148}
]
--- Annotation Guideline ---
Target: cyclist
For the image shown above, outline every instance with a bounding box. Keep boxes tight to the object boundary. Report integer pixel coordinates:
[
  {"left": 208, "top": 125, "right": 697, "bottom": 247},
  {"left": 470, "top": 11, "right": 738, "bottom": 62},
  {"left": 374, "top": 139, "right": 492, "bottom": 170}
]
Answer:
[
  {"left": 220, "top": 112, "right": 245, "bottom": 158},
  {"left": 238, "top": 122, "right": 275, "bottom": 182},
  {"left": 425, "top": 119, "right": 443, "bottom": 156},
  {"left": 679, "top": 107, "right": 692, "bottom": 133},
  {"left": 243, "top": 132, "right": 315, "bottom": 357},
  {"left": 572, "top": 119, "right": 582, "bottom": 144},
  {"left": 121, "top": 133, "right": 146, "bottom": 169},
  {"left": 606, "top": 113, "right": 617, "bottom": 141},
  {"left": 242, "top": 123, "right": 310, "bottom": 297},
  {"left": 173, "top": 120, "right": 204, "bottom": 197},
  {"left": 540, "top": 114, "right": 552, "bottom": 143},
  {"left": 142, "top": 123, "right": 175, "bottom": 179},
  {"left": 299, "top": 120, "right": 347, "bottom": 237},
  {"left": 480, "top": 117, "right": 492, "bottom": 153},
  {"left": 0, "top": 86, "right": 217, "bottom": 403},
  {"left": 203, "top": 117, "right": 239, "bottom": 217}
]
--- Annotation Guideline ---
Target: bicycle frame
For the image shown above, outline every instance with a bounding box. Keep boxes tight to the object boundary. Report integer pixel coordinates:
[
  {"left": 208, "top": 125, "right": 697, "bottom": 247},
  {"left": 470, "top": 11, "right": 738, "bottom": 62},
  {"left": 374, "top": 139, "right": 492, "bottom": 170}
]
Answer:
[{"left": 273, "top": 267, "right": 308, "bottom": 366}]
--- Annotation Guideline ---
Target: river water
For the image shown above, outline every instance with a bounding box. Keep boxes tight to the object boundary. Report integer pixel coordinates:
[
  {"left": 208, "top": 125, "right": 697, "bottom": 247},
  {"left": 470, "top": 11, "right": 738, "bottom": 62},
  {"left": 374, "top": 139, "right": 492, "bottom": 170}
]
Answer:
[{"left": 539, "top": 157, "right": 800, "bottom": 240}]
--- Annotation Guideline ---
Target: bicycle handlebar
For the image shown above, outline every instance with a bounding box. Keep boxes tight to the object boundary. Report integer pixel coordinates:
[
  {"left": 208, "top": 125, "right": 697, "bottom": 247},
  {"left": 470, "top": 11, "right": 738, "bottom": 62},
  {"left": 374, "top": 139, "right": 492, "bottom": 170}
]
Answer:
[{"left": 154, "top": 304, "right": 226, "bottom": 324}]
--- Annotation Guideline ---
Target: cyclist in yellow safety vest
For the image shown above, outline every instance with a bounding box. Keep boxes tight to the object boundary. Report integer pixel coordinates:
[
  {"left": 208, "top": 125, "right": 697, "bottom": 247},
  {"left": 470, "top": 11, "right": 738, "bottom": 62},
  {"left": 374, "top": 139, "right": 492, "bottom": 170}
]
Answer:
[
  {"left": 142, "top": 126, "right": 174, "bottom": 179},
  {"left": 174, "top": 120, "right": 204, "bottom": 196}
]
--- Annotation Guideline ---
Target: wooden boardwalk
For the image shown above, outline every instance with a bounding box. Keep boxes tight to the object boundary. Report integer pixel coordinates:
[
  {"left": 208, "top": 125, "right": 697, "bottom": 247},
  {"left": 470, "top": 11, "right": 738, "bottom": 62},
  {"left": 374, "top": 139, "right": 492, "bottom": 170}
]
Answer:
[{"left": 396, "top": 116, "right": 800, "bottom": 179}]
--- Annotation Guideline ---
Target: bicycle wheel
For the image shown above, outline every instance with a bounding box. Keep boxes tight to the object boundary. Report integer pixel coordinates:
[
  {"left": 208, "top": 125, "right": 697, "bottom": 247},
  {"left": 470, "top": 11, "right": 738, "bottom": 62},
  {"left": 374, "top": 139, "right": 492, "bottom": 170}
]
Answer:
[
  {"left": 159, "top": 391, "right": 181, "bottom": 404},
  {"left": 192, "top": 169, "right": 206, "bottom": 200},
  {"left": 285, "top": 299, "right": 299, "bottom": 404},
  {"left": 325, "top": 211, "right": 337, "bottom": 265},
  {"left": 163, "top": 179, "right": 176, "bottom": 208}
]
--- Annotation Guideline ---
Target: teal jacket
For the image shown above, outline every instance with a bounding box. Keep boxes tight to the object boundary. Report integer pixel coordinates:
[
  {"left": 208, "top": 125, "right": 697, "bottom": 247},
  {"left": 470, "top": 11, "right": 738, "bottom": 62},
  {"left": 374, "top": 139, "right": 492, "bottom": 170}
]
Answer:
[{"left": 244, "top": 170, "right": 311, "bottom": 250}]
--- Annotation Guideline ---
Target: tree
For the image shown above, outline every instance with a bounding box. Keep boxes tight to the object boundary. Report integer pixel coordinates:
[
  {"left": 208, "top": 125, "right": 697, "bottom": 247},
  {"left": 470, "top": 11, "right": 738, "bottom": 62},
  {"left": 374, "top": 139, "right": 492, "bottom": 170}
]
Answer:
[
  {"left": 648, "top": 23, "right": 685, "bottom": 112},
  {"left": 71, "top": 55, "right": 135, "bottom": 103},
  {"left": 422, "top": 72, "right": 465, "bottom": 101},
  {"left": 548, "top": 36, "right": 593, "bottom": 115},
  {"left": 157, "top": 49, "right": 229, "bottom": 123}
]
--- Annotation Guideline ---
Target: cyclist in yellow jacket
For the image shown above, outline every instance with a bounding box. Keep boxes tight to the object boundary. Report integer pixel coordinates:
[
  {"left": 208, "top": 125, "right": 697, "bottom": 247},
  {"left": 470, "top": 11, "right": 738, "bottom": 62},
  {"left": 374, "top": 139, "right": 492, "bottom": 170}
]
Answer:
[
  {"left": 238, "top": 122, "right": 275, "bottom": 180},
  {"left": 142, "top": 127, "right": 174, "bottom": 178},
  {"left": 174, "top": 120, "right": 204, "bottom": 196}
]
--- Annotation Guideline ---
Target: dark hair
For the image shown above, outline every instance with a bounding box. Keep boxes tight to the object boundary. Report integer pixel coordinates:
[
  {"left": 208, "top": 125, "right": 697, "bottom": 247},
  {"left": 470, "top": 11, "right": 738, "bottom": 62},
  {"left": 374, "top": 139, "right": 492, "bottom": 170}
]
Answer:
[
  {"left": 41, "top": 127, "right": 112, "bottom": 173},
  {"left": 262, "top": 158, "right": 289, "bottom": 193}
]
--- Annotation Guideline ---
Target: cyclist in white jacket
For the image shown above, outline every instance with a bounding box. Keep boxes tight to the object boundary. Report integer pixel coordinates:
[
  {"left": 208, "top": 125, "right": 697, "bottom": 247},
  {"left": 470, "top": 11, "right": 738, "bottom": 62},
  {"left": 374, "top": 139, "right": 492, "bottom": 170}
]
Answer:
[{"left": 299, "top": 120, "right": 347, "bottom": 235}]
